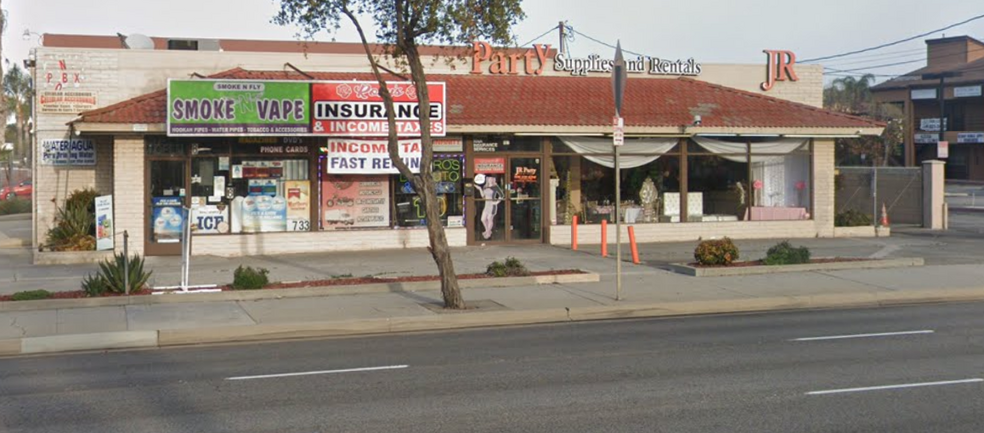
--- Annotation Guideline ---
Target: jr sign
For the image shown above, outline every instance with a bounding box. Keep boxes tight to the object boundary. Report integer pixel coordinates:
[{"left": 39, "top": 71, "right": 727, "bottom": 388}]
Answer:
[{"left": 761, "top": 50, "right": 799, "bottom": 91}]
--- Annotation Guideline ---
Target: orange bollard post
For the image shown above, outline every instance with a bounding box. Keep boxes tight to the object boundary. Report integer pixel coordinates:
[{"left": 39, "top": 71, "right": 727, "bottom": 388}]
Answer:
[
  {"left": 601, "top": 220, "right": 608, "bottom": 257},
  {"left": 628, "top": 226, "right": 640, "bottom": 264},
  {"left": 571, "top": 215, "right": 579, "bottom": 251}
]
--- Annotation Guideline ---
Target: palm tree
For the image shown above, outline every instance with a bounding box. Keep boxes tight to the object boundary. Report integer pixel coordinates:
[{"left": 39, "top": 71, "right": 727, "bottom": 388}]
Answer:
[
  {"left": 823, "top": 74, "right": 876, "bottom": 115},
  {"left": 5, "top": 65, "right": 32, "bottom": 162},
  {"left": 824, "top": 74, "right": 903, "bottom": 166}
]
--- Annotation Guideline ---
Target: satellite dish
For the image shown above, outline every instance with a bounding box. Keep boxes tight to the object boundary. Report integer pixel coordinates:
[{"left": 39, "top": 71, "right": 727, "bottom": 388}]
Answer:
[{"left": 121, "top": 33, "right": 154, "bottom": 50}]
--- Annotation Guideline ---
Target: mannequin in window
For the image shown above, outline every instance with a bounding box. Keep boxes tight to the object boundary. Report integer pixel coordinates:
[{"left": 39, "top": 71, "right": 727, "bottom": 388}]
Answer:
[{"left": 475, "top": 176, "right": 504, "bottom": 240}]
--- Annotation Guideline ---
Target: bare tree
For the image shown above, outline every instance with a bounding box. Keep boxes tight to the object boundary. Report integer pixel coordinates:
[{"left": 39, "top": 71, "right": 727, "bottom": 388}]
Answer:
[{"left": 275, "top": 0, "right": 524, "bottom": 309}]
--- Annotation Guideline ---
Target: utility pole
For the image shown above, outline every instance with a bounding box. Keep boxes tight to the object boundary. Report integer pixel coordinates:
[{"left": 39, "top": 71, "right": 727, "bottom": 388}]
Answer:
[
  {"left": 922, "top": 71, "right": 960, "bottom": 159},
  {"left": 611, "top": 41, "right": 627, "bottom": 301}
]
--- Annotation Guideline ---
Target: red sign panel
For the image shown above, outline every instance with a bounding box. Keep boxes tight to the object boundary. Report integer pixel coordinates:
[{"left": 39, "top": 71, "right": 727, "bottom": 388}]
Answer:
[
  {"left": 474, "top": 157, "right": 506, "bottom": 174},
  {"left": 311, "top": 81, "right": 446, "bottom": 137}
]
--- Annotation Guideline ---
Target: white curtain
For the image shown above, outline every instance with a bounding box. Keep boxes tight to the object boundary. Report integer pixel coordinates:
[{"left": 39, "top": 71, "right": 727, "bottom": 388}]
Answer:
[
  {"left": 691, "top": 137, "right": 808, "bottom": 163},
  {"left": 559, "top": 137, "right": 677, "bottom": 169}
]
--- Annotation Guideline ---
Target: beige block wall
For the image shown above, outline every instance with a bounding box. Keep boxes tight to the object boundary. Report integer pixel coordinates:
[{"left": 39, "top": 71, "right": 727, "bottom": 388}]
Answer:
[
  {"left": 34, "top": 47, "right": 825, "bottom": 113},
  {"left": 113, "top": 136, "right": 146, "bottom": 254},
  {"left": 812, "top": 139, "right": 836, "bottom": 237},
  {"left": 191, "top": 227, "right": 467, "bottom": 257},
  {"left": 550, "top": 220, "right": 819, "bottom": 246}
]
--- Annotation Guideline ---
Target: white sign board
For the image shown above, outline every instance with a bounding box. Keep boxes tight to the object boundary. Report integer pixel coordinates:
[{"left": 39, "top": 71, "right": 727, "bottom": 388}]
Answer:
[
  {"left": 920, "top": 118, "right": 948, "bottom": 132},
  {"left": 323, "top": 138, "right": 423, "bottom": 174},
  {"left": 957, "top": 132, "right": 984, "bottom": 144},
  {"left": 911, "top": 89, "right": 937, "bottom": 100},
  {"left": 41, "top": 139, "right": 97, "bottom": 166},
  {"left": 613, "top": 116, "right": 625, "bottom": 147},
  {"left": 914, "top": 133, "right": 938, "bottom": 144},
  {"left": 938, "top": 141, "right": 949, "bottom": 159},
  {"left": 954, "top": 85, "right": 983, "bottom": 98},
  {"left": 95, "top": 195, "right": 114, "bottom": 251}
]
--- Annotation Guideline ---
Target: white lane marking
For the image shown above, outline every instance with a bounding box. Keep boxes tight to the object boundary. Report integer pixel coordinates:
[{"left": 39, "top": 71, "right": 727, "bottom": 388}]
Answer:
[
  {"left": 807, "top": 378, "right": 983, "bottom": 396},
  {"left": 791, "top": 330, "right": 934, "bottom": 342},
  {"left": 226, "top": 364, "right": 409, "bottom": 381}
]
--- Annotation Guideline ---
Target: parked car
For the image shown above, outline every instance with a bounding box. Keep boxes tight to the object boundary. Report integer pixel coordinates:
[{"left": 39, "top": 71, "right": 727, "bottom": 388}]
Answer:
[{"left": 0, "top": 180, "right": 32, "bottom": 200}]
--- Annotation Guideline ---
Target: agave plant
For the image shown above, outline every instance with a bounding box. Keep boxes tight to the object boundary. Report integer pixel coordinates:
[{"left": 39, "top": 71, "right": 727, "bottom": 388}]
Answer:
[{"left": 94, "top": 253, "right": 152, "bottom": 294}]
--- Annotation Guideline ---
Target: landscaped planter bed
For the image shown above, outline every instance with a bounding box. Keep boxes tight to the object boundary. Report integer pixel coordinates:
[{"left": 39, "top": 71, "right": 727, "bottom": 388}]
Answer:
[
  {"left": 668, "top": 257, "right": 924, "bottom": 277},
  {"left": 0, "top": 269, "right": 598, "bottom": 311}
]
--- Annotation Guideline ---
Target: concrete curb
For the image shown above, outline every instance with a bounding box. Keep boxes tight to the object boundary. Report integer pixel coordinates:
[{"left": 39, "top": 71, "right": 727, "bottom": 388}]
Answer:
[
  {"left": 950, "top": 206, "right": 984, "bottom": 214},
  {"left": 0, "top": 213, "right": 31, "bottom": 222},
  {"left": 667, "top": 257, "right": 924, "bottom": 277},
  {"left": 0, "top": 238, "right": 28, "bottom": 248},
  {"left": 0, "top": 272, "right": 600, "bottom": 312},
  {"left": 6, "top": 286, "right": 984, "bottom": 356}
]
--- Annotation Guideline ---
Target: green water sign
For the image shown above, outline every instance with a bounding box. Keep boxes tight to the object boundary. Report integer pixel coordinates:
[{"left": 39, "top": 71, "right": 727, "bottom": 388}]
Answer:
[{"left": 167, "top": 80, "right": 311, "bottom": 136}]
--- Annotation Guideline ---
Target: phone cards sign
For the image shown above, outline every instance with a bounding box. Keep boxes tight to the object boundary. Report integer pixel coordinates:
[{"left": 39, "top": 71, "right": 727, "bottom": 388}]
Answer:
[{"left": 41, "top": 139, "right": 96, "bottom": 166}]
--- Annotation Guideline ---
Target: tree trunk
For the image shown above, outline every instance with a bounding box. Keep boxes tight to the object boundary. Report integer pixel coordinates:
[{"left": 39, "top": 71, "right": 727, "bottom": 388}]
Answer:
[{"left": 419, "top": 173, "right": 464, "bottom": 309}]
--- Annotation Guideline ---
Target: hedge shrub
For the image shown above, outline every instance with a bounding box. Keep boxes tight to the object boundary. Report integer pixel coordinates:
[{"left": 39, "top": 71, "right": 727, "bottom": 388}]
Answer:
[
  {"left": 763, "top": 241, "right": 811, "bottom": 266},
  {"left": 486, "top": 257, "right": 531, "bottom": 277},
  {"left": 835, "top": 209, "right": 872, "bottom": 227},
  {"left": 232, "top": 265, "right": 269, "bottom": 290},
  {"left": 694, "top": 238, "right": 740, "bottom": 266}
]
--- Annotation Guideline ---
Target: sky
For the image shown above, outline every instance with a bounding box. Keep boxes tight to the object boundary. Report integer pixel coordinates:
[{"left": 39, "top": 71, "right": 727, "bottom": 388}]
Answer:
[{"left": 7, "top": 0, "right": 984, "bottom": 84}]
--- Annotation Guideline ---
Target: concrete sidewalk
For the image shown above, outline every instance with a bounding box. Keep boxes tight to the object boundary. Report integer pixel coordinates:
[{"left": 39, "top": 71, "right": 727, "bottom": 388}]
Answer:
[
  {"left": 4, "top": 246, "right": 984, "bottom": 355},
  {"left": 6, "top": 212, "right": 984, "bottom": 355}
]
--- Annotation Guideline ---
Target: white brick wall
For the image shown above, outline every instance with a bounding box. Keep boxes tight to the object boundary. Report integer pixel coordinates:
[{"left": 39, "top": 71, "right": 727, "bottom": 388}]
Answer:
[
  {"left": 191, "top": 227, "right": 467, "bottom": 257},
  {"left": 33, "top": 134, "right": 114, "bottom": 248},
  {"left": 113, "top": 137, "right": 145, "bottom": 255}
]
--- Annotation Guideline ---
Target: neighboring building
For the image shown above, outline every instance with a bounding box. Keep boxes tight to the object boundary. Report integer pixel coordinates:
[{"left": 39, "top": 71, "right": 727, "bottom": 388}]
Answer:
[
  {"left": 28, "top": 33, "right": 882, "bottom": 259},
  {"left": 872, "top": 36, "right": 984, "bottom": 181}
]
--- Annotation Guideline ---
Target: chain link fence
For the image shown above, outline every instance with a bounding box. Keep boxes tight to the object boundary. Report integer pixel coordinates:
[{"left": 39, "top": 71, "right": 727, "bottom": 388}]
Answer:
[{"left": 835, "top": 167, "right": 923, "bottom": 226}]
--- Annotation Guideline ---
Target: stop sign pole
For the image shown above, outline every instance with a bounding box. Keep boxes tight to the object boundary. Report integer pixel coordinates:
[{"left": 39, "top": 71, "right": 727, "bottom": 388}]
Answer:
[{"left": 612, "top": 41, "right": 627, "bottom": 301}]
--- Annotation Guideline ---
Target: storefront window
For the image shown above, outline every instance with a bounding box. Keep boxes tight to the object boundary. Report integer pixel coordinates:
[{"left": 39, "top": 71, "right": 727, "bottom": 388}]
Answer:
[
  {"left": 749, "top": 141, "right": 812, "bottom": 221},
  {"left": 188, "top": 139, "right": 314, "bottom": 235},
  {"left": 686, "top": 154, "right": 748, "bottom": 222},
  {"left": 551, "top": 137, "right": 680, "bottom": 224},
  {"left": 394, "top": 155, "right": 464, "bottom": 227},
  {"left": 473, "top": 135, "right": 541, "bottom": 153}
]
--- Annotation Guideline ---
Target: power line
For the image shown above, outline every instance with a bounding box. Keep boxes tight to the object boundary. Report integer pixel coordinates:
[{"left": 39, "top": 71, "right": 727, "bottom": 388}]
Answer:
[
  {"left": 801, "top": 12, "right": 984, "bottom": 63},
  {"left": 519, "top": 24, "right": 560, "bottom": 48},
  {"left": 825, "top": 58, "right": 927, "bottom": 73},
  {"left": 822, "top": 47, "right": 925, "bottom": 65}
]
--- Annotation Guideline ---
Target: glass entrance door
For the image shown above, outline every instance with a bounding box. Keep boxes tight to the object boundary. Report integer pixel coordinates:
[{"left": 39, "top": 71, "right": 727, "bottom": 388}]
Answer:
[
  {"left": 471, "top": 156, "right": 542, "bottom": 243},
  {"left": 508, "top": 157, "right": 542, "bottom": 241},
  {"left": 146, "top": 159, "right": 186, "bottom": 256}
]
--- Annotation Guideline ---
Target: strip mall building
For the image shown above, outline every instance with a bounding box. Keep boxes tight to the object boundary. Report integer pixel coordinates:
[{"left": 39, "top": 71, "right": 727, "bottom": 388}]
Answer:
[{"left": 28, "top": 34, "right": 882, "bottom": 258}]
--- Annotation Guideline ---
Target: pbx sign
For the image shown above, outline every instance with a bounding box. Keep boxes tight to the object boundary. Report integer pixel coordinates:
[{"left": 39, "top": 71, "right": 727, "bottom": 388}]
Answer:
[{"left": 761, "top": 50, "right": 799, "bottom": 91}]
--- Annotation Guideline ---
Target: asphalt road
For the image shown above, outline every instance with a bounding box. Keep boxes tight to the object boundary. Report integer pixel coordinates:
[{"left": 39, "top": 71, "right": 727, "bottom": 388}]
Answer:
[{"left": 4, "top": 303, "right": 984, "bottom": 433}]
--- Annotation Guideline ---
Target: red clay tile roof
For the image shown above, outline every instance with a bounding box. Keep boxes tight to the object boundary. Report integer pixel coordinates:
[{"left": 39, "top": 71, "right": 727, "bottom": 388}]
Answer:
[{"left": 77, "top": 67, "right": 882, "bottom": 130}]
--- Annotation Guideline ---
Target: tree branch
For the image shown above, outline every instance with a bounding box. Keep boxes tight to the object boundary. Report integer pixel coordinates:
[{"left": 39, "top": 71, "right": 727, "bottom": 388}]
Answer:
[{"left": 340, "top": 3, "right": 417, "bottom": 184}]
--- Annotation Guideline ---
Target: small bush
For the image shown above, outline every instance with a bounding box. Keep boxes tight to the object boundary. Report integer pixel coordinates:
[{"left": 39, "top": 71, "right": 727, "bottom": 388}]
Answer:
[
  {"left": 835, "top": 209, "right": 872, "bottom": 227},
  {"left": 81, "top": 253, "right": 152, "bottom": 296},
  {"left": 232, "top": 265, "right": 269, "bottom": 290},
  {"left": 763, "top": 241, "right": 811, "bottom": 266},
  {"left": 486, "top": 257, "right": 531, "bottom": 277},
  {"left": 694, "top": 237, "right": 740, "bottom": 266},
  {"left": 11, "top": 290, "right": 52, "bottom": 301},
  {"left": 82, "top": 274, "right": 109, "bottom": 297},
  {"left": 0, "top": 198, "right": 30, "bottom": 215}
]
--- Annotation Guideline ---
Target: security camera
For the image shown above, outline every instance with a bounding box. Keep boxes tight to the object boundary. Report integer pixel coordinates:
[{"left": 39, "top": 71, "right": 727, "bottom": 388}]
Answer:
[{"left": 693, "top": 115, "right": 702, "bottom": 126}]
